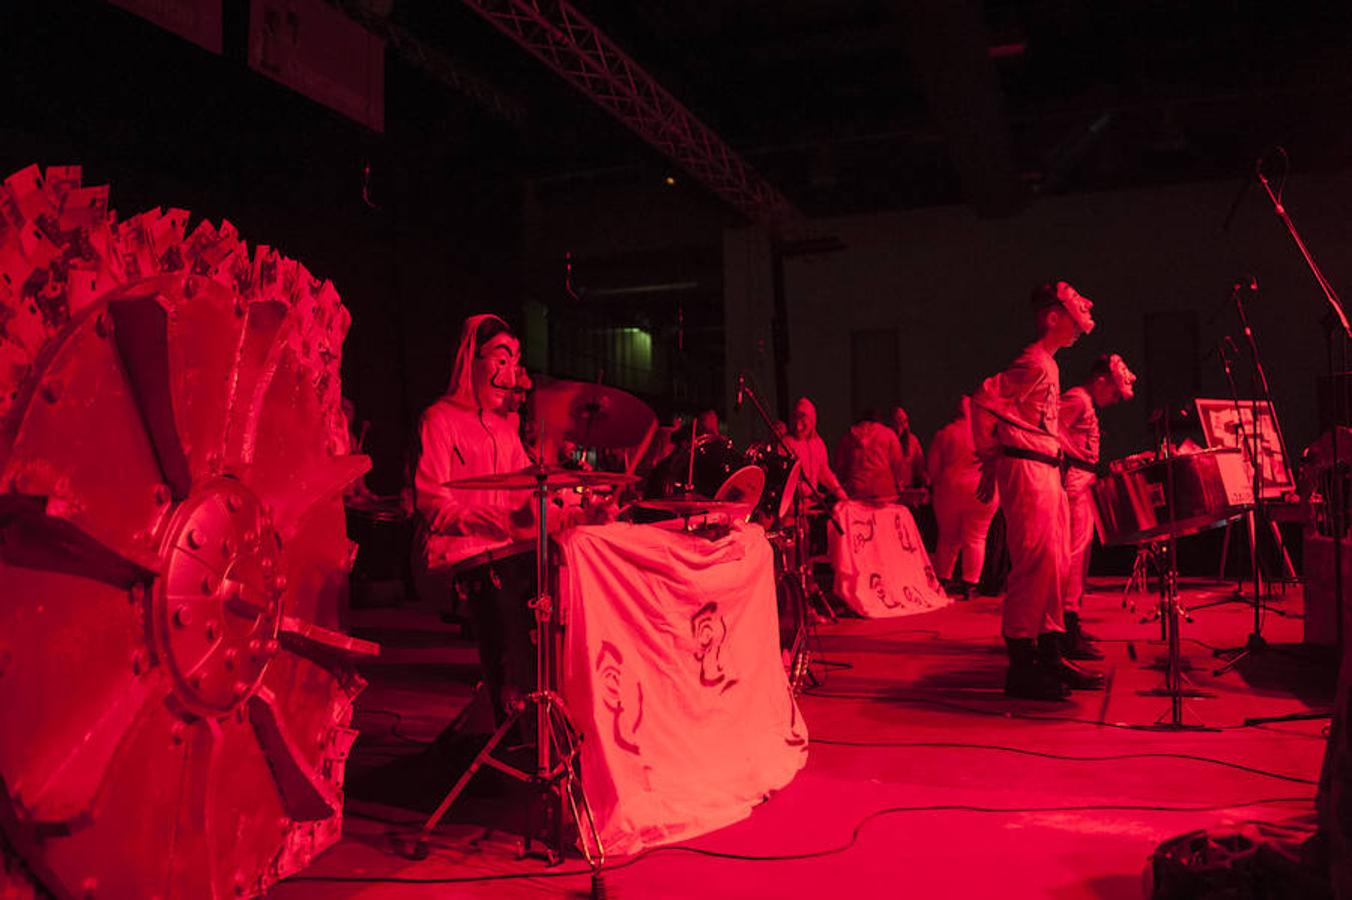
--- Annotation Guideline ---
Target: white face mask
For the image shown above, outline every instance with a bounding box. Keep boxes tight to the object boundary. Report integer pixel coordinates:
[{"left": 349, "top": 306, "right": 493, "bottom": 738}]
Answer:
[
  {"left": 472, "top": 336, "right": 521, "bottom": 410},
  {"left": 1109, "top": 354, "right": 1136, "bottom": 400},
  {"left": 1056, "top": 282, "right": 1096, "bottom": 335}
]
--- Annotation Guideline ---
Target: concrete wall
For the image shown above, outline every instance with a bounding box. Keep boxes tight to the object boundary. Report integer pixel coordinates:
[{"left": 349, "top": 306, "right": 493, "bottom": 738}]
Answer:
[{"left": 758, "top": 171, "right": 1352, "bottom": 467}]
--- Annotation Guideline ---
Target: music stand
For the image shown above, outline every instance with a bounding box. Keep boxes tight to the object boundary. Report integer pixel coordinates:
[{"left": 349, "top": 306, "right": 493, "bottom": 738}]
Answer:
[{"left": 410, "top": 466, "right": 612, "bottom": 871}]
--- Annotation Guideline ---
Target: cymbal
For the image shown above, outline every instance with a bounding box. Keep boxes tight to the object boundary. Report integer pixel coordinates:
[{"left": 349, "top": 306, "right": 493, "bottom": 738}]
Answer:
[
  {"left": 445, "top": 466, "right": 641, "bottom": 491},
  {"left": 532, "top": 378, "right": 656, "bottom": 449},
  {"left": 714, "top": 465, "right": 766, "bottom": 506},
  {"left": 636, "top": 498, "right": 755, "bottom": 518}
]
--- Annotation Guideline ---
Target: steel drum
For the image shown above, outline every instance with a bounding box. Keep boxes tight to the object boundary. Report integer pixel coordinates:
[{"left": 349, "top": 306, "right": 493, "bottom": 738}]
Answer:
[{"left": 1091, "top": 447, "right": 1254, "bottom": 545}]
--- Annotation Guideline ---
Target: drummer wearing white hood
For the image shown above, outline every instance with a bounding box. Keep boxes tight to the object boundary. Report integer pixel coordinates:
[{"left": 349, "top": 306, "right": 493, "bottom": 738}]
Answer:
[
  {"left": 414, "top": 314, "right": 533, "bottom": 570},
  {"left": 1059, "top": 353, "right": 1137, "bottom": 660},
  {"left": 783, "top": 396, "right": 849, "bottom": 504},
  {"left": 413, "top": 314, "right": 537, "bottom": 720},
  {"left": 971, "top": 281, "right": 1104, "bottom": 700}
]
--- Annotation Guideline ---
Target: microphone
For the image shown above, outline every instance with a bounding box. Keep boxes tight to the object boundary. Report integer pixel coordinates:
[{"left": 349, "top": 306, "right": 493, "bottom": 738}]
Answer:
[
  {"left": 1207, "top": 275, "right": 1259, "bottom": 324},
  {"left": 735, "top": 374, "right": 746, "bottom": 410},
  {"left": 1202, "top": 337, "right": 1231, "bottom": 363}
]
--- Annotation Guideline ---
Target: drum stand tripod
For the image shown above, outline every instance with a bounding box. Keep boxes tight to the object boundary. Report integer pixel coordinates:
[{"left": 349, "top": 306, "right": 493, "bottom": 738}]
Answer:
[
  {"left": 1121, "top": 541, "right": 1159, "bottom": 615},
  {"left": 1123, "top": 540, "right": 1195, "bottom": 638},
  {"left": 411, "top": 472, "right": 605, "bottom": 871},
  {"left": 1135, "top": 413, "right": 1216, "bottom": 731}
]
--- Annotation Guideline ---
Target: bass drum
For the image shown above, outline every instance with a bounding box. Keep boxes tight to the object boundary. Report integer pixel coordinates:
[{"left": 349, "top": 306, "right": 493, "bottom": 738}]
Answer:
[
  {"left": 645, "top": 434, "right": 742, "bottom": 499},
  {"left": 745, "top": 445, "right": 802, "bottom": 528}
]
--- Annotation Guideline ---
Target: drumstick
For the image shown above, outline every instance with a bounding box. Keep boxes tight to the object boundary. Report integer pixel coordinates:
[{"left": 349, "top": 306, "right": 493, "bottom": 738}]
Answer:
[
  {"left": 626, "top": 419, "right": 658, "bottom": 477},
  {"left": 687, "top": 416, "right": 697, "bottom": 490}
]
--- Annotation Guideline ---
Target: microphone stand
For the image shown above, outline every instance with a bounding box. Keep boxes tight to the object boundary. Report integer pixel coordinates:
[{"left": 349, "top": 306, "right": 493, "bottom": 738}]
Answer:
[
  {"left": 1253, "top": 150, "right": 1349, "bottom": 659},
  {"left": 736, "top": 375, "right": 844, "bottom": 535},
  {"left": 736, "top": 374, "right": 843, "bottom": 640},
  {"left": 1214, "top": 282, "right": 1292, "bottom": 673},
  {"left": 1188, "top": 335, "right": 1257, "bottom": 620}
]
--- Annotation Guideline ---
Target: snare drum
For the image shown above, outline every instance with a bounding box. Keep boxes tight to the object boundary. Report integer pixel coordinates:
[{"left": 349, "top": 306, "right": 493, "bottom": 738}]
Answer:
[{"left": 451, "top": 538, "right": 538, "bottom": 585}]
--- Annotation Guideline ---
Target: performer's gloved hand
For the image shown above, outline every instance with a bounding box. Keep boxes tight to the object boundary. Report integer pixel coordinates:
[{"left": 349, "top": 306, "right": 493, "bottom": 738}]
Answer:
[{"left": 976, "top": 469, "right": 996, "bottom": 504}]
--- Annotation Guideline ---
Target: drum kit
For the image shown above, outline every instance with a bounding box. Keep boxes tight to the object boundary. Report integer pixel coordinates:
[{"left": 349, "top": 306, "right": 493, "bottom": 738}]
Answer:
[{"left": 411, "top": 378, "right": 819, "bottom": 866}]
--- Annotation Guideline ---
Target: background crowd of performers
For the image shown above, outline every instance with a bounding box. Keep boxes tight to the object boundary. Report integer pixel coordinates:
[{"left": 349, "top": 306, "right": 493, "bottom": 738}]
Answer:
[{"left": 400, "top": 280, "right": 1145, "bottom": 713}]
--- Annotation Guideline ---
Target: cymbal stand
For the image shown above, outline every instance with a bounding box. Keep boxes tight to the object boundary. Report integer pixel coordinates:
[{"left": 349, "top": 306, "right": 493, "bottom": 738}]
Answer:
[
  {"left": 412, "top": 471, "right": 604, "bottom": 872},
  {"left": 791, "top": 488, "right": 836, "bottom": 624}
]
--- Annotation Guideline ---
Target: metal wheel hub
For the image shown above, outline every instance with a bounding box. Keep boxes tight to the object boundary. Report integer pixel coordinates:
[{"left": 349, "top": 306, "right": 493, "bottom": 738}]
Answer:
[{"left": 154, "top": 479, "right": 284, "bottom": 716}]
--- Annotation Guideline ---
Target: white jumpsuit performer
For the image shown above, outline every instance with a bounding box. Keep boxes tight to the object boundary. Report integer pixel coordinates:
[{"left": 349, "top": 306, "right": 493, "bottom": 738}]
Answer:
[
  {"left": 971, "top": 281, "right": 1099, "bottom": 699},
  {"left": 1058, "top": 385, "right": 1099, "bottom": 618},
  {"left": 928, "top": 397, "right": 999, "bottom": 591},
  {"left": 1059, "top": 355, "right": 1136, "bottom": 656},
  {"left": 414, "top": 314, "right": 531, "bottom": 577}
]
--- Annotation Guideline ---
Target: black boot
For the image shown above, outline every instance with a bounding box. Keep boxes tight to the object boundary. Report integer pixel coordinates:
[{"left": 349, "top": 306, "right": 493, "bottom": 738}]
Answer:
[
  {"left": 1004, "top": 637, "right": 1070, "bottom": 701},
  {"left": 1063, "top": 611, "right": 1103, "bottom": 661},
  {"left": 944, "top": 579, "right": 972, "bottom": 601},
  {"left": 1039, "top": 632, "right": 1105, "bottom": 691}
]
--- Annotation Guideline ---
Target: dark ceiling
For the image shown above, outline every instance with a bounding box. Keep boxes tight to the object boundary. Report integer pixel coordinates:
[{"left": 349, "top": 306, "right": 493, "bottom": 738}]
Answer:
[{"left": 388, "top": 0, "right": 1352, "bottom": 218}]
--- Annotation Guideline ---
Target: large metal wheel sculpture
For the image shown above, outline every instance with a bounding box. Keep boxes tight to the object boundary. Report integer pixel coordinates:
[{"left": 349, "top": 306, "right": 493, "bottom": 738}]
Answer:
[{"left": 0, "top": 165, "right": 377, "bottom": 898}]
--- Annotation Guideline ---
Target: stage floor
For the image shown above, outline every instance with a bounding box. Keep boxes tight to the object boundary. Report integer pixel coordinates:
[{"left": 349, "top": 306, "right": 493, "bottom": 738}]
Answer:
[{"left": 272, "top": 577, "right": 1335, "bottom": 899}]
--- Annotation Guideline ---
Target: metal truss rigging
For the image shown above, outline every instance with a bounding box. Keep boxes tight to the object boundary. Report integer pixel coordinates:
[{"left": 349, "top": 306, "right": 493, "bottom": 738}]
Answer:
[{"left": 462, "top": 0, "right": 804, "bottom": 237}]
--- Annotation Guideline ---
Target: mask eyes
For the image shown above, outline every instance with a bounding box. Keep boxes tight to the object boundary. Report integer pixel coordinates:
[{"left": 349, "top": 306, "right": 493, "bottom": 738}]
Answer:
[{"left": 477, "top": 344, "right": 519, "bottom": 368}]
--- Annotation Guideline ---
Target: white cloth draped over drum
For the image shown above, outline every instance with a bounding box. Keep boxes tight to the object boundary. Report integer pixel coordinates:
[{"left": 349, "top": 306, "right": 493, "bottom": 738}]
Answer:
[
  {"left": 829, "top": 500, "right": 950, "bottom": 617},
  {"left": 557, "top": 521, "right": 807, "bottom": 855}
]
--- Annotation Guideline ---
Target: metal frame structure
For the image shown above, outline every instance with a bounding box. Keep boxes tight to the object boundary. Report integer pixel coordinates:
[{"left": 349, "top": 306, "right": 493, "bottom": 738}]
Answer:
[
  {"left": 462, "top": 0, "right": 804, "bottom": 237},
  {"left": 330, "top": 0, "right": 528, "bottom": 127}
]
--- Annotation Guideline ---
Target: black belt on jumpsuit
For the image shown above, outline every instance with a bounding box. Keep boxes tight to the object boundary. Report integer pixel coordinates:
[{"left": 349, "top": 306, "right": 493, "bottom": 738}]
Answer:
[
  {"left": 1062, "top": 454, "right": 1096, "bottom": 474},
  {"left": 1000, "top": 445, "right": 1063, "bottom": 469}
]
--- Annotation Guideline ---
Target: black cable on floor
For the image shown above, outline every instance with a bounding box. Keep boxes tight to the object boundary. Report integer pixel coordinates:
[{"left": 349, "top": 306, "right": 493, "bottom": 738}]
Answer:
[
  {"left": 800, "top": 686, "right": 1328, "bottom": 734},
  {"left": 807, "top": 738, "right": 1319, "bottom": 785},
  {"left": 291, "top": 795, "right": 1314, "bottom": 886}
]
